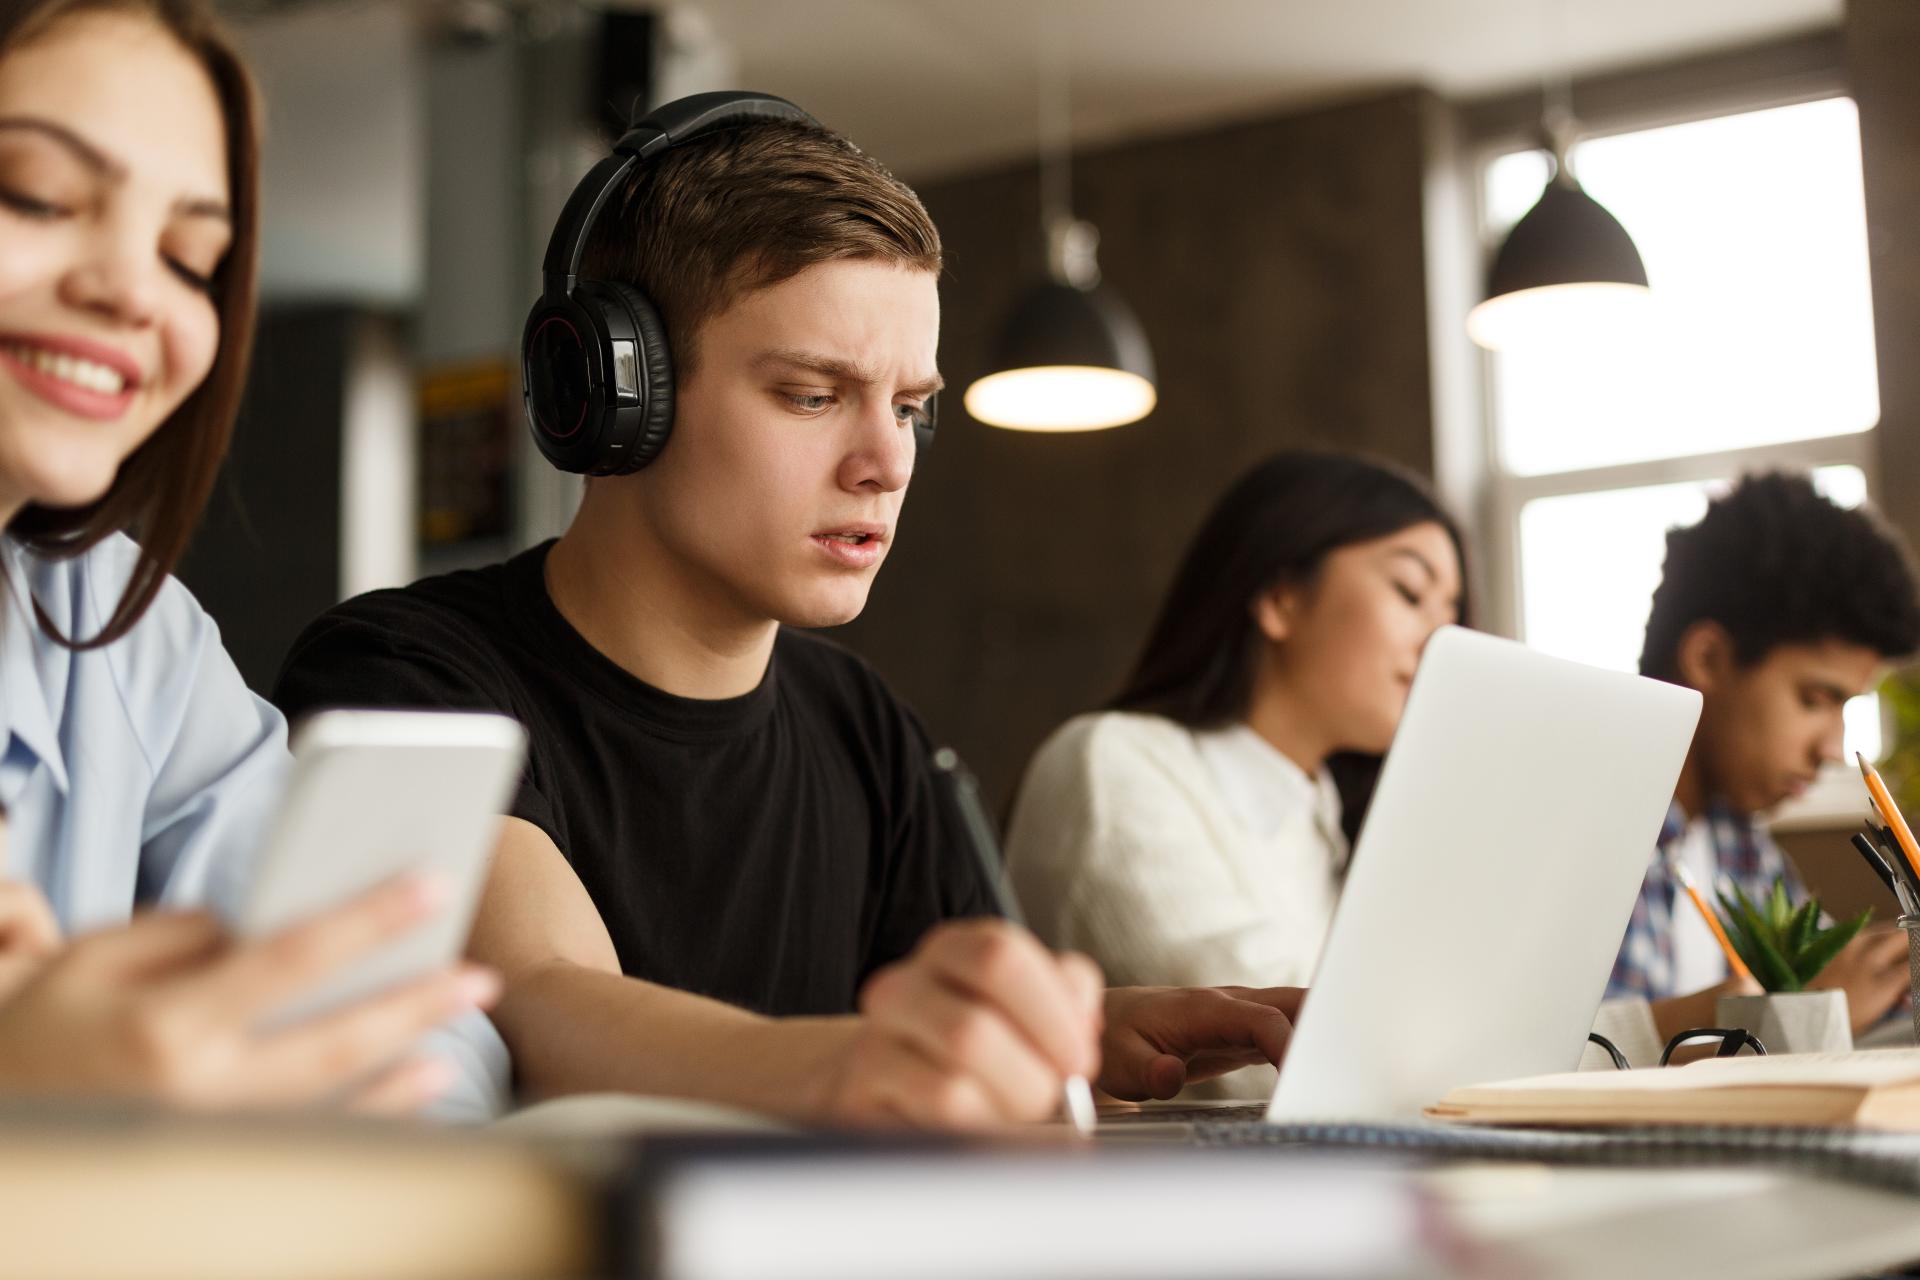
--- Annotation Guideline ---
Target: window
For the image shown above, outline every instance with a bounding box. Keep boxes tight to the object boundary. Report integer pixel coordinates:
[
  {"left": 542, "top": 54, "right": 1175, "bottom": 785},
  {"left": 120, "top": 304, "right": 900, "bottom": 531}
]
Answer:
[{"left": 1479, "top": 96, "right": 1883, "bottom": 811}]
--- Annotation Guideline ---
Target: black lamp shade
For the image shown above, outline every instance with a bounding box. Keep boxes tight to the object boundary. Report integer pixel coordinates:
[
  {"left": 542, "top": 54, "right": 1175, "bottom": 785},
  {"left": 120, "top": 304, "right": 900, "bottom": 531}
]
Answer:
[
  {"left": 962, "top": 281, "right": 1158, "bottom": 431},
  {"left": 1485, "top": 180, "right": 1648, "bottom": 299},
  {"left": 1467, "top": 178, "right": 1651, "bottom": 351},
  {"left": 988, "top": 280, "right": 1156, "bottom": 380}
]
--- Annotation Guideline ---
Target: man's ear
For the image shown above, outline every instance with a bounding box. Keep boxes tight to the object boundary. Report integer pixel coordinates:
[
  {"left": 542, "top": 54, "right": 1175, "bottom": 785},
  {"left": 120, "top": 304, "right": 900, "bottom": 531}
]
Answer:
[
  {"left": 1253, "top": 585, "right": 1298, "bottom": 644},
  {"left": 1674, "top": 620, "right": 1737, "bottom": 693}
]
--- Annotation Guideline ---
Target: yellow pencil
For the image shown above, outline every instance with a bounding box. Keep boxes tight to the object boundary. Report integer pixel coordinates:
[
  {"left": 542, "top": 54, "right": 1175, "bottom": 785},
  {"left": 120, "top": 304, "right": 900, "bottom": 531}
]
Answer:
[
  {"left": 1857, "top": 753, "right": 1920, "bottom": 884},
  {"left": 1672, "top": 862, "right": 1754, "bottom": 983}
]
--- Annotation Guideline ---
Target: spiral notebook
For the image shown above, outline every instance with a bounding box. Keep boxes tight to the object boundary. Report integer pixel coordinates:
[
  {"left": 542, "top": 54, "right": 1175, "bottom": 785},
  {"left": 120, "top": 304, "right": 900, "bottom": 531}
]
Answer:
[{"left": 1195, "top": 1118, "right": 1920, "bottom": 1196}]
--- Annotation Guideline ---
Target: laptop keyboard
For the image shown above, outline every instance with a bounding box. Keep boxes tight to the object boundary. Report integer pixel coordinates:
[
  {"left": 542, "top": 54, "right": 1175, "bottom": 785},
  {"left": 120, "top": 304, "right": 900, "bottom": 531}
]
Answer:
[{"left": 1099, "top": 1102, "right": 1270, "bottom": 1126}]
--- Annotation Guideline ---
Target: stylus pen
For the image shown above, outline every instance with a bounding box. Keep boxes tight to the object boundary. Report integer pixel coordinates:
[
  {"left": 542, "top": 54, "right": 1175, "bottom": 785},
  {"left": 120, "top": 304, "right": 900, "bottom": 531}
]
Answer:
[
  {"left": 929, "top": 747, "right": 1099, "bottom": 1137},
  {"left": 1850, "top": 831, "right": 1909, "bottom": 913}
]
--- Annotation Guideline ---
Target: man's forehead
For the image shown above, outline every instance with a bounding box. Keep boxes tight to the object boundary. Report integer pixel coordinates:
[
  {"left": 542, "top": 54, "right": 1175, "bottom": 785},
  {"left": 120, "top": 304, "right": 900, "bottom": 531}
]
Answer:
[
  {"left": 1768, "top": 638, "right": 1883, "bottom": 689},
  {"left": 725, "top": 258, "right": 936, "bottom": 322},
  {"left": 753, "top": 346, "right": 943, "bottom": 392}
]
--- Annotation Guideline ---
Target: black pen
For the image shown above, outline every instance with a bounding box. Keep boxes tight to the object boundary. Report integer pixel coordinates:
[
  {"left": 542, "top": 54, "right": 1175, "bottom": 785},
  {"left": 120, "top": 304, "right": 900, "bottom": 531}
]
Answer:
[
  {"left": 929, "top": 747, "right": 1098, "bottom": 1136},
  {"left": 1867, "top": 823, "right": 1920, "bottom": 915},
  {"left": 1852, "top": 830, "right": 1901, "bottom": 900}
]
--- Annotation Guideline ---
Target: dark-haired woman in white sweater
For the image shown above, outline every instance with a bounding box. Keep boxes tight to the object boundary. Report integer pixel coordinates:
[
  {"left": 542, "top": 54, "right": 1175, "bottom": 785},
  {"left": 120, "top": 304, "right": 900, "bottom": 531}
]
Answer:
[{"left": 1007, "top": 452, "right": 1464, "bottom": 1090}]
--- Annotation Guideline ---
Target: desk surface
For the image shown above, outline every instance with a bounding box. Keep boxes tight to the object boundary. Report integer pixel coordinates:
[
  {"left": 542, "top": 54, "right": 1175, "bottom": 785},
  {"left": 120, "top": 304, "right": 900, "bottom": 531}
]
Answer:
[
  {"left": 0, "top": 1110, "right": 598, "bottom": 1280},
  {"left": 4, "top": 1107, "right": 1920, "bottom": 1280}
]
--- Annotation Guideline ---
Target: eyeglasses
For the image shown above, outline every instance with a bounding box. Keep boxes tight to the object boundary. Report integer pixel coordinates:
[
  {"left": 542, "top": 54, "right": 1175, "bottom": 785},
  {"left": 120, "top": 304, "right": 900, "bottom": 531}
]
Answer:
[
  {"left": 1658, "top": 1027, "right": 1768, "bottom": 1068},
  {"left": 1586, "top": 1027, "right": 1768, "bottom": 1071},
  {"left": 1582, "top": 1028, "right": 1758, "bottom": 1074}
]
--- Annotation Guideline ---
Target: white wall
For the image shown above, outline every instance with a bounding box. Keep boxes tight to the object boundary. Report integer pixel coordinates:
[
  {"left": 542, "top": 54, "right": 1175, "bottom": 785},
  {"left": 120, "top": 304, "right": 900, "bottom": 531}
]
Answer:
[{"left": 239, "top": 3, "right": 426, "bottom": 305}]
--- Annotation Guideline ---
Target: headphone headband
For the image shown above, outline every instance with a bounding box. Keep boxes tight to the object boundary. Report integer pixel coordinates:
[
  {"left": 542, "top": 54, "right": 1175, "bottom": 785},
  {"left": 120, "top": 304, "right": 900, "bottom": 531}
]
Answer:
[
  {"left": 540, "top": 91, "right": 816, "bottom": 292},
  {"left": 617, "top": 90, "right": 822, "bottom": 159}
]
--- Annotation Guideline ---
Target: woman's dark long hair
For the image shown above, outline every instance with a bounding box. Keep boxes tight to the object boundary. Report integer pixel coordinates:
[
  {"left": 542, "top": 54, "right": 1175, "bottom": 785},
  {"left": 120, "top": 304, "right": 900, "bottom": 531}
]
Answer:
[
  {"left": 1110, "top": 450, "right": 1471, "bottom": 844},
  {"left": 1, "top": 0, "right": 261, "bottom": 648}
]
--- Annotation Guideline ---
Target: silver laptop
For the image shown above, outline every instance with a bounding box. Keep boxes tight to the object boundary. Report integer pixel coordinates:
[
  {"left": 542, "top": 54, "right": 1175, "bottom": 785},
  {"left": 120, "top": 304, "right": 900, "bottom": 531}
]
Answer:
[{"left": 1115, "top": 625, "right": 1701, "bottom": 1128}]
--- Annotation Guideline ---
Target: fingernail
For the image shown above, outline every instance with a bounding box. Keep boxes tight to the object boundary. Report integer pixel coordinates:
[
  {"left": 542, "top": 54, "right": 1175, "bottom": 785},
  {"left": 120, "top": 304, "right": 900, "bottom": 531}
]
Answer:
[
  {"left": 454, "top": 966, "right": 502, "bottom": 1007},
  {"left": 412, "top": 1057, "right": 456, "bottom": 1098},
  {"left": 399, "top": 872, "right": 452, "bottom": 914}
]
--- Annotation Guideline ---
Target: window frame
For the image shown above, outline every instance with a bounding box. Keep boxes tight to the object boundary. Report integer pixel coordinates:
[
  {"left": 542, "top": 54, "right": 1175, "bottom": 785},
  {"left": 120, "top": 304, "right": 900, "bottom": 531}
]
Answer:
[{"left": 1456, "top": 40, "right": 1878, "bottom": 826}]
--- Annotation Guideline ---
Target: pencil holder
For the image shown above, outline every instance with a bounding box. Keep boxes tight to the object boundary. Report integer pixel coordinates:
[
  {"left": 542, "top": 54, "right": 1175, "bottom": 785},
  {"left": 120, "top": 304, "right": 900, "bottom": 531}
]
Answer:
[{"left": 1900, "top": 915, "right": 1920, "bottom": 1046}]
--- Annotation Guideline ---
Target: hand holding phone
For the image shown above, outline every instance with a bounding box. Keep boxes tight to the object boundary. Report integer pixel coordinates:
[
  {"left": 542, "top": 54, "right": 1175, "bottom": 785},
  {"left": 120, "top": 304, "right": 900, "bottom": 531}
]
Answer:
[{"left": 236, "top": 710, "right": 527, "bottom": 1025}]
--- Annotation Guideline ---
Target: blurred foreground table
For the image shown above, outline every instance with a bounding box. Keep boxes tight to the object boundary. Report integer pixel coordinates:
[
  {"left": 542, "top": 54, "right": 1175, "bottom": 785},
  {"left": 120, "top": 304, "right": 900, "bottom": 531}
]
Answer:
[{"left": 6, "top": 1103, "right": 1920, "bottom": 1280}]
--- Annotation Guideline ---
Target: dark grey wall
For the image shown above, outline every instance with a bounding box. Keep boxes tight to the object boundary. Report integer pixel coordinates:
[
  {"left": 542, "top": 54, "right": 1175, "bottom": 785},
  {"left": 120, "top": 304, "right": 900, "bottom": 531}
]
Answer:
[
  {"left": 830, "top": 89, "right": 1440, "bottom": 811},
  {"left": 177, "top": 306, "right": 355, "bottom": 693}
]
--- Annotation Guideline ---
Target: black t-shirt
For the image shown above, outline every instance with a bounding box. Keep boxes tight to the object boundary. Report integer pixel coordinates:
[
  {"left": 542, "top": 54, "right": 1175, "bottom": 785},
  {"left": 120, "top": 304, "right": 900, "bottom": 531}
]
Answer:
[{"left": 271, "top": 540, "right": 995, "bottom": 1017}]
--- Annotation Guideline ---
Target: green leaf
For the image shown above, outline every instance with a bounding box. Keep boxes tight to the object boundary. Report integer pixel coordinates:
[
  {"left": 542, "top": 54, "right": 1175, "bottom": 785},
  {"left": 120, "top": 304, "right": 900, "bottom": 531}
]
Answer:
[
  {"left": 1746, "top": 923, "right": 1803, "bottom": 992},
  {"left": 1721, "top": 897, "right": 1787, "bottom": 990},
  {"left": 1714, "top": 889, "right": 1749, "bottom": 937},
  {"left": 1788, "top": 900, "right": 1821, "bottom": 955},
  {"left": 1730, "top": 884, "right": 1779, "bottom": 953},
  {"left": 1793, "top": 908, "right": 1875, "bottom": 986},
  {"left": 1768, "top": 880, "right": 1793, "bottom": 933}
]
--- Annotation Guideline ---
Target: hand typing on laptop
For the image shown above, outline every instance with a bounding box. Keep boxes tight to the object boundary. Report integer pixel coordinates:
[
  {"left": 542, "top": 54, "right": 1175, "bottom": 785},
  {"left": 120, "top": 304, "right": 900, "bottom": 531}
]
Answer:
[
  {"left": 833, "top": 920, "right": 1303, "bottom": 1127},
  {"left": 1098, "top": 984, "right": 1305, "bottom": 1101}
]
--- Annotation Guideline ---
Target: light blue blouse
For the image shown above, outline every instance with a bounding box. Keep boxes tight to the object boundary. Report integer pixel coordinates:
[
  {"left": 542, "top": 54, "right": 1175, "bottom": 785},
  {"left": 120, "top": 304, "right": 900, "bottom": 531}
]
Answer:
[
  {"left": 0, "top": 533, "right": 508, "bottom": 1120},
  {"left": 1, "top": 533, "right": 286, "bottom": 924}
]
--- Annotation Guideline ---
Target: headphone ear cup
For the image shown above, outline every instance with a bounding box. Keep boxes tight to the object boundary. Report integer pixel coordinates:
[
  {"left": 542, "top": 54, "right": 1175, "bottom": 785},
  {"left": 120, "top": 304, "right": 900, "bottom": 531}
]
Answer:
[
  {"left": 522, "top": 296, "right": 603, "bottom": 474},
  {"left": 608, "top": 282, "right": 675, "bottom": 471}
]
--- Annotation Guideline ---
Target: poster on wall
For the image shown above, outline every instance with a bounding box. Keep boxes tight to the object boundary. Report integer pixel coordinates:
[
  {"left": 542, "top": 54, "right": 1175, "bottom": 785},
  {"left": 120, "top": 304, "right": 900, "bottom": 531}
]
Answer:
[{"left": 418, "top": 359, "right": 515, "bottom": 550}]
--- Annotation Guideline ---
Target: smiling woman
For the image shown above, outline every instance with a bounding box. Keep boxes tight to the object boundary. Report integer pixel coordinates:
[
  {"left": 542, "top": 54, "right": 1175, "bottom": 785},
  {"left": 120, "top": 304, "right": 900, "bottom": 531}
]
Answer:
[
  {"left": 0, "top": 0, "right": 500, "bottom": 1114},
  {"left": 0, "top": 0, "right": 254, "bottom": 646}
]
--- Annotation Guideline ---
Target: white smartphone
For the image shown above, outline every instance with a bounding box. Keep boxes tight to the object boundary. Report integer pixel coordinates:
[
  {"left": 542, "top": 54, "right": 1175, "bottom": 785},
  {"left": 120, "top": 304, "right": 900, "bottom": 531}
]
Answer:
[{"left": 235, "top": 709, "right": 528, "bottom": 1025}]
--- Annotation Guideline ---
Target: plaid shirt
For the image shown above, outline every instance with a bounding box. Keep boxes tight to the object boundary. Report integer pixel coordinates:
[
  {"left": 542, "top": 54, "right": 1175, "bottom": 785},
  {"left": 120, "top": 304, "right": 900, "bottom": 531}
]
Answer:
[{"left": 1605, "top": 800, "right": 1804, "bottom": 1002}]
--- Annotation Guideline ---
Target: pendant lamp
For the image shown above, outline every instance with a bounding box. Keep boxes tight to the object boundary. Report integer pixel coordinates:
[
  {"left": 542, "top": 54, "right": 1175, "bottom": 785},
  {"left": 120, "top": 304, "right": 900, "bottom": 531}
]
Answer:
[
  {"left": 962, "top": 29, "right": 1156, "bottom": 432},
  {"left": 1466, "top": 15, "right": 1650, "bottom": 351},
  {"left": 964, "top": 219, "right": 1157, "bottom": 432}
]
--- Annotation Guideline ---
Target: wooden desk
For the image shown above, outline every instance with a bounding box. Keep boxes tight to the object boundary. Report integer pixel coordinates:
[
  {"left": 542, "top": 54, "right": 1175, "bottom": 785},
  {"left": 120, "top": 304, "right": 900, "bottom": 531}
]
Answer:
[{"left": 0, "top": 1108, "right": 597, "bottom": 1280}]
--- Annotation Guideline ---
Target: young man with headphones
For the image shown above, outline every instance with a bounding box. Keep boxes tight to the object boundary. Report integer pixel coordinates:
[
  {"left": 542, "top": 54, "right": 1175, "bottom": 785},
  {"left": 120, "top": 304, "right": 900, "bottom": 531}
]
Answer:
[{"left": 275, "top": 94, "right": 1301, "bottom": 1126}]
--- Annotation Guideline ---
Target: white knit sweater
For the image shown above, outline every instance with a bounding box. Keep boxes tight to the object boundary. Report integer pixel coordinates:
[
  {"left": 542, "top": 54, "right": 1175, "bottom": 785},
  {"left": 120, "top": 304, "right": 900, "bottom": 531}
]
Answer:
[
  {"left": 1006, "top": 712, "right": 1347, "bottom": 1099},
  {"left": 1006, "top": 711, "right": 1347, "bottom": 994}
]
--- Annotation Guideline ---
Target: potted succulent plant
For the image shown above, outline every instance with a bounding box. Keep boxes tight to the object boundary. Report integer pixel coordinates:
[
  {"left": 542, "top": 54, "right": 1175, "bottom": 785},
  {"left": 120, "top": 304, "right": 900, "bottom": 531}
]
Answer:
[{"left": 1712, "top": 879, "right": 1871, "bottom": 1053}]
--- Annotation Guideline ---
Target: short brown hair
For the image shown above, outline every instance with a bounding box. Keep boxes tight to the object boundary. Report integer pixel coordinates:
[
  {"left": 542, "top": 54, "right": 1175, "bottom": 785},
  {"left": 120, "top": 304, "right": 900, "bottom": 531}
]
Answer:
[
  {"left": 1, "top": 0, "right": 260, "bottom": 648},
  {"left": 579, "top": 118, "right": 941, "bottom": 374}
]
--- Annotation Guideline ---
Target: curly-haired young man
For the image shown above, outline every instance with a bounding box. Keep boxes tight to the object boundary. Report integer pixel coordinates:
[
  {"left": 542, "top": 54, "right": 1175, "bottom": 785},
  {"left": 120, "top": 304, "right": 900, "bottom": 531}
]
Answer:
[{"left": 1611, "top": 472, "right": 1920, "bottom": 1038}]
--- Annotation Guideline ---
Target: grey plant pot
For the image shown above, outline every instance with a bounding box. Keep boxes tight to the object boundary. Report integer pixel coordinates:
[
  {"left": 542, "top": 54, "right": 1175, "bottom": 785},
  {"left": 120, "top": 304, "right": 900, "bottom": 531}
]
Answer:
[{"left": 1715, "top": 990, "right": 1852, "bottom": 1055}]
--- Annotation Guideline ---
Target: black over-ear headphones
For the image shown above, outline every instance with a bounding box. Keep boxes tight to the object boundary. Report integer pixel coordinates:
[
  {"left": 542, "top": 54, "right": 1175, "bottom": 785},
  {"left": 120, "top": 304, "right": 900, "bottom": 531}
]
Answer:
[{"left": 522, "top": 90, "right": 938, "bottom": 475}]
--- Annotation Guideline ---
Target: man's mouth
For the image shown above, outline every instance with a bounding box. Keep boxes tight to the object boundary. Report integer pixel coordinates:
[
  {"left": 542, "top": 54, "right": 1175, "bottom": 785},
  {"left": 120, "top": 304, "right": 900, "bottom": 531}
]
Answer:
[
  {"left": 813, "top": 522, "right": 888, "bottom": 545},
  {"left": 810, "top": 524, "right": 889, "bottom": 567}
]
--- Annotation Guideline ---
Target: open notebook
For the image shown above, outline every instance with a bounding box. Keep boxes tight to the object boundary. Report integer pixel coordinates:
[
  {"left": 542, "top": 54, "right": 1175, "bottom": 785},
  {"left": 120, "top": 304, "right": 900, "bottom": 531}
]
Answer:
[
  {"left": 1428, "top": 1049, "right": 1920, "bottom": 1130},
  {"left": 1197, "top": 1052, "right": 1920, "bottom": 1196}
]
